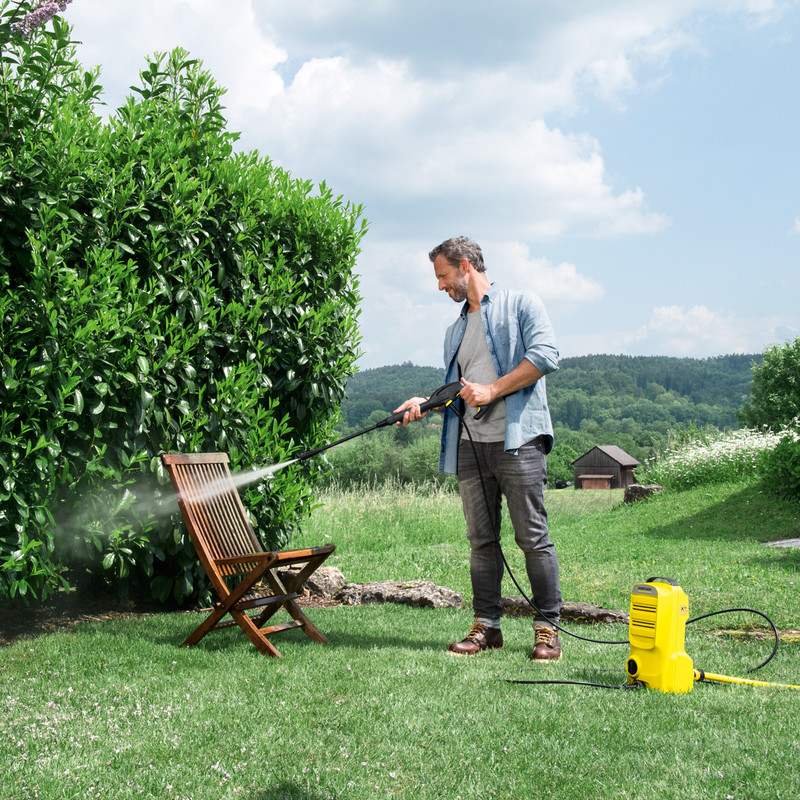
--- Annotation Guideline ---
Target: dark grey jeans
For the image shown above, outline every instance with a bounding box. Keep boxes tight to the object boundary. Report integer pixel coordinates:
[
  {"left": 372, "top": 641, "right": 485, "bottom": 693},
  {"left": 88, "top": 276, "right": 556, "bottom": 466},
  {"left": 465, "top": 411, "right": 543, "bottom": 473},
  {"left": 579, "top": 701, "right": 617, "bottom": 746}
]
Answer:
[{"left": 457, "top": 437, "right": 562, "bottom": 627}]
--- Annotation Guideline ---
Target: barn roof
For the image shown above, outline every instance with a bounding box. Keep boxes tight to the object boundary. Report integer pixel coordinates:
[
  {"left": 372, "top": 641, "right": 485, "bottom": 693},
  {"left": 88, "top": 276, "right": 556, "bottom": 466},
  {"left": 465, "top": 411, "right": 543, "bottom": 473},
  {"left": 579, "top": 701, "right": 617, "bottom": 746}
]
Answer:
[{"left": 572, "top": 445, "right": 640, "bottom": 467}]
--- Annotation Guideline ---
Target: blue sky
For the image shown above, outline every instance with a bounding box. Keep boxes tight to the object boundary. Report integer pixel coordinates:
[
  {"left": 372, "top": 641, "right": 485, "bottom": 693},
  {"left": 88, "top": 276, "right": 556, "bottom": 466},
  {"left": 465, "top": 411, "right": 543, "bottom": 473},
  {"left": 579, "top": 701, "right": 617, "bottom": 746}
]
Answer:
[{"left": 65, "top": 0, "right": 800, "bottom": 369}]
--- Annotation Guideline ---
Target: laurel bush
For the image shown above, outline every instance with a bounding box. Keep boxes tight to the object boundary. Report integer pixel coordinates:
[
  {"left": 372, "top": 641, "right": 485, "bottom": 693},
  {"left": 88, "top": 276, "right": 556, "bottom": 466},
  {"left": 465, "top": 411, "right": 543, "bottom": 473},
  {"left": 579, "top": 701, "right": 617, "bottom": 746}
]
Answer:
[{"left": 0, "top": 4, "right": 366, "bottom": 603}]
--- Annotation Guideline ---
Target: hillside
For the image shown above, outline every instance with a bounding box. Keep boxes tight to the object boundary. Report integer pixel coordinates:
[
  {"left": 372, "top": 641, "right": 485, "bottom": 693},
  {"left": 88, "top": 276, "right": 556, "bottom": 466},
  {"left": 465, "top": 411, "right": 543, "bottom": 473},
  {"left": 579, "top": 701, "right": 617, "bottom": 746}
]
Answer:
[{"left": 340, "top": 354, "right": 760, "bottom": 435}]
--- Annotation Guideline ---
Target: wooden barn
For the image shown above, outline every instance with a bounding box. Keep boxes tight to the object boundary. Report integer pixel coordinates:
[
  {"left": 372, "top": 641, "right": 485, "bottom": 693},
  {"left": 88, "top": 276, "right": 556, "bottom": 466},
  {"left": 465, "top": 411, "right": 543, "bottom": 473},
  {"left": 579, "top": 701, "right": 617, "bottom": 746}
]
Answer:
[{"left": 571, "top": 445, "right": 640, "bottom": 490}]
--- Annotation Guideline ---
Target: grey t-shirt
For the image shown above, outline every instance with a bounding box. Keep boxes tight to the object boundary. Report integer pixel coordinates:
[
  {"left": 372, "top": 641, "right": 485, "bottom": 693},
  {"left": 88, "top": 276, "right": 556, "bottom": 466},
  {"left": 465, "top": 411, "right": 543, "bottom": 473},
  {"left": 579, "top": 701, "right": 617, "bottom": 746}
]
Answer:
[{"left": 457, "top": 310, "right": 506, "bottom": 442}]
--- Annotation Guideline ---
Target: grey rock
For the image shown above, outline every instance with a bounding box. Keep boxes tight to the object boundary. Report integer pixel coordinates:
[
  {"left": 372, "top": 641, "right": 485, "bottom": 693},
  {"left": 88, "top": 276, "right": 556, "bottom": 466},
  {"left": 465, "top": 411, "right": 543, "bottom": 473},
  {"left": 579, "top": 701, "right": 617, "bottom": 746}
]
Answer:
[
  {"left": 276, "top": 564, "right": 346, "bottom": 598},
  {"left": 304, "top": 566, "right": 346, "bottom": 598},
  {"left": 337, "top": 580, "right": 463, "bottom": 609},
  {"left": 623, "top": 484, "right": 664, "bottom": 504}
]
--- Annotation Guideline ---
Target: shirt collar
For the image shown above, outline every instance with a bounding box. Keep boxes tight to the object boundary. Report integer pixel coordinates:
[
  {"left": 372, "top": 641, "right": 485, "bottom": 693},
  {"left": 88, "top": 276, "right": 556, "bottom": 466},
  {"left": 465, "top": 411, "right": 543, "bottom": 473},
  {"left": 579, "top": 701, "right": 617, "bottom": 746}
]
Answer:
[{"left": 459, "top": 282, "right": 497, "bottom": 317}]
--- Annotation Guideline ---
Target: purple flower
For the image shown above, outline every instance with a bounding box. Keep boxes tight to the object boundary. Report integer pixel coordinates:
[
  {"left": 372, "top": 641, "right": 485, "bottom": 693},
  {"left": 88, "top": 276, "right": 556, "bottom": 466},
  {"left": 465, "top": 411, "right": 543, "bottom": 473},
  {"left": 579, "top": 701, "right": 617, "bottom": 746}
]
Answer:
[{"left": 11, "top": 0, "right": 74, "bottom": 39}]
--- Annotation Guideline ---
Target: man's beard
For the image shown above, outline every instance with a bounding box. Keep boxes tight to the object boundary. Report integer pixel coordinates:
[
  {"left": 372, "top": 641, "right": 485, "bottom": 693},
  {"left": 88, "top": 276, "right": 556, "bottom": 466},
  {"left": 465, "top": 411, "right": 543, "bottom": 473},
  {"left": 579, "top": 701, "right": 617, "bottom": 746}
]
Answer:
[{"left": 449, "top": 275, "right": 468, "bottom": 303}]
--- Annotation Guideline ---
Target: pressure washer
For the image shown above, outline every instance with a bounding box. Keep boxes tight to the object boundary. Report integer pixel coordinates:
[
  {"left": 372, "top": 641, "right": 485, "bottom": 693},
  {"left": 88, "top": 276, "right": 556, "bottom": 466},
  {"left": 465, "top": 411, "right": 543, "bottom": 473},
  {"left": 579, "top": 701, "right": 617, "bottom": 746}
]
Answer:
[
  {"left": 625, "top": 577, "right": 694, "bottom": 693},
  {"left": 286, "top": 381, "right": 798, "bottom": 693}
]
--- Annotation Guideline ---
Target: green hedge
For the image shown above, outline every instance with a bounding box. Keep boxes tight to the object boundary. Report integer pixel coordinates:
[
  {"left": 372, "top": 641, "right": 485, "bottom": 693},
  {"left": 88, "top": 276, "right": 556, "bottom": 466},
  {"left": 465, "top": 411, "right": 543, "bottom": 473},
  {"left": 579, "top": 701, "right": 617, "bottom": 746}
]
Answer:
[{"left": 0, "top": 7, "right": 366, "bottom": 604}]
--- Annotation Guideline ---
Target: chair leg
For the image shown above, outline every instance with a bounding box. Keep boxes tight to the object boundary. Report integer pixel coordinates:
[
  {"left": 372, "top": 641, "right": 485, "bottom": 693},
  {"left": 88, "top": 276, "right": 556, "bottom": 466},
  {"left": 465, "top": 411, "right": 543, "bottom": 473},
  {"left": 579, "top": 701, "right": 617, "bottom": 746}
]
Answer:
[
  {"left": 280, "top": 600, "right": 330, "bottom": 644},
  {"left": 233, "top": 610, "right": 283, "bottom": 657},
  {"left": 253, "top": 566, "right": 331, "bottom": 645},
  {"left": 182, "top": 603, "right": 231, "bottom": 648}
]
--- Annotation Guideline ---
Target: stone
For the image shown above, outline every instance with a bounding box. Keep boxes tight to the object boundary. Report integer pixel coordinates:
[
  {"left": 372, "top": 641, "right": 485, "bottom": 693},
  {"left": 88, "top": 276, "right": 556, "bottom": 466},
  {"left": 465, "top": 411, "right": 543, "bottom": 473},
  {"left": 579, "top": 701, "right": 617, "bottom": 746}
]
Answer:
[
  {"left": 337, "top": 580, "right": 463, "bottom": 609},
  {"left": 276, "top": 564, "right": 346, "bottom": 598},
  {"left": 623, "top": 483, "right": 664, "bottom": 504},
  {"left": 766, "top": 538, "right": 800, "bottom": 548},
  {"left": 501, "top": 596, "right": 628, "bottom": 624},
  {"left": 304, "top": 566, "right": 346, "bottom": 598}
]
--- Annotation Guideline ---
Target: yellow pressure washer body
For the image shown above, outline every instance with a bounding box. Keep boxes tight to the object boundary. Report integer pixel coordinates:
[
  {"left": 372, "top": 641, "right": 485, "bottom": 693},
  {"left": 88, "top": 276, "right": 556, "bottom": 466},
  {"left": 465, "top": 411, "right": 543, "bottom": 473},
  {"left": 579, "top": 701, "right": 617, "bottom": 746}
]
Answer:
[{"left": 626, "top": 577, "right": 694, "bottom": 693}]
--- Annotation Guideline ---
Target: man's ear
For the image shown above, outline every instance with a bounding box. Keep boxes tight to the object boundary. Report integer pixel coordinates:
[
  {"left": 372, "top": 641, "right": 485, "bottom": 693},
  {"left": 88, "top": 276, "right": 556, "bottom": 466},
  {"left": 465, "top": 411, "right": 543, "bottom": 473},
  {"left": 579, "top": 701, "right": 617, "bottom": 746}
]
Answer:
[{"left": 459, "top": 258, "right": 470, "bottom": 274}]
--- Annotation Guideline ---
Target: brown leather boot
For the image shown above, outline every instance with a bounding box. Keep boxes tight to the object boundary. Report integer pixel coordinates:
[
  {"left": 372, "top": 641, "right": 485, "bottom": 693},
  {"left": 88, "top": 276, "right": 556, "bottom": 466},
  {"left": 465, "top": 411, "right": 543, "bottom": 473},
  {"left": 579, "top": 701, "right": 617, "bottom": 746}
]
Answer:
[
  {"left": 448, "top": 620, "right": 503, "bottom": 655},
  {"left": 530, "top": 625, "right": 562, "bottom": 661}
]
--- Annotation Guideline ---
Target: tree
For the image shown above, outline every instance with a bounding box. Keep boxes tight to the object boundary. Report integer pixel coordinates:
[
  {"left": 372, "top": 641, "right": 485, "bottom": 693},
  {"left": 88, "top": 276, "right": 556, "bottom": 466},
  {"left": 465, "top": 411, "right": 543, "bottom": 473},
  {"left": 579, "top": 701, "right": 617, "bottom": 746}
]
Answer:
[{"left": 738, "top": 338, "right": 800, "bottom": 429}]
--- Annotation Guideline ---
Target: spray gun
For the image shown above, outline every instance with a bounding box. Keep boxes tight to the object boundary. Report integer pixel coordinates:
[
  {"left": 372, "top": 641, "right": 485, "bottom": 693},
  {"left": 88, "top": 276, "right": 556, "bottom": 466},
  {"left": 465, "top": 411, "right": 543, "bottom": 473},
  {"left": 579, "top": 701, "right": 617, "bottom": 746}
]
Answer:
[{"left": 292, "top": 380, "right": 489, "bottom": 463}]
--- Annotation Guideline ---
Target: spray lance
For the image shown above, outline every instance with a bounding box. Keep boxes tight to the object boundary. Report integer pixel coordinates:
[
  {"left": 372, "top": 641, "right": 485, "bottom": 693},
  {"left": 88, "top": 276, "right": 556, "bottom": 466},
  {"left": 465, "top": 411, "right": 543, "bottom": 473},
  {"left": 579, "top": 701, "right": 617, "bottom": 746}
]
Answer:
[
  {"left": 290, "top": 380, "right": 491, "bottom": 464},
  {"left": 240, "top": 381, "right": 493, "bottom": 491}
]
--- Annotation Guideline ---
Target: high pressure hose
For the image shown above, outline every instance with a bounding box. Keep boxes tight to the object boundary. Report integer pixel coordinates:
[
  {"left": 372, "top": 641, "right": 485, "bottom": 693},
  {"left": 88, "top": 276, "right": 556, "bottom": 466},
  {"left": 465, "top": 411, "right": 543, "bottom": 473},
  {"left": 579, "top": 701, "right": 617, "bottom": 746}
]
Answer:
[{"left": 693, "top": 669, "right": 800, "bottom": 690}]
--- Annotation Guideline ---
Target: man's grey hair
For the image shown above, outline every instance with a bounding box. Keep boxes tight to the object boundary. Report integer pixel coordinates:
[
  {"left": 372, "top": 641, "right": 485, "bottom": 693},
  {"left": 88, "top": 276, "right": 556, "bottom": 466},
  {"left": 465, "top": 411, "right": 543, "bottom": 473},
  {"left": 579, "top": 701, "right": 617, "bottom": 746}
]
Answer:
[{"left": 428, "top": 236, "right": 485, "bottom": 272}]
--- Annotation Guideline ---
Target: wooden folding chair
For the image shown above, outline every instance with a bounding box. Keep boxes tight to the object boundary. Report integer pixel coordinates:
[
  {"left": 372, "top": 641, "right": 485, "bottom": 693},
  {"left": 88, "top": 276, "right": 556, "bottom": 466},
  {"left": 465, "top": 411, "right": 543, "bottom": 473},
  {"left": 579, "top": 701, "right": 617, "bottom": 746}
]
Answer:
[{"left": 162, "top": 452, "right": 335, "bottom": 657}]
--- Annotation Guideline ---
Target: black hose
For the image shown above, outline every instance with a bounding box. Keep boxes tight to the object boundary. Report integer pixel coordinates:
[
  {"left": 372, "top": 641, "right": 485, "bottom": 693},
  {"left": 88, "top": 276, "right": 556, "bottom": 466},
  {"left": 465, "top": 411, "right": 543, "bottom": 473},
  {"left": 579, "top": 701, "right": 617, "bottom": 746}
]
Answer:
[
  {"left": 686, "top": 607, "right": 780, "bottom": 673},
  {"left": 506, "top": 678, "right": 645, "bottom": 690}
]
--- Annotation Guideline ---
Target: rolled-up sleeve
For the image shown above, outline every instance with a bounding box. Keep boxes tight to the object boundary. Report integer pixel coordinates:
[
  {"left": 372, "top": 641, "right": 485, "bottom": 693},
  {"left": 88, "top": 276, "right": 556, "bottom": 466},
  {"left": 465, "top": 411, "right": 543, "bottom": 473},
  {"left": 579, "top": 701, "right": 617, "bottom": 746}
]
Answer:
[{"left": 518, "top": 292, "right": 559, "bottom": 377}]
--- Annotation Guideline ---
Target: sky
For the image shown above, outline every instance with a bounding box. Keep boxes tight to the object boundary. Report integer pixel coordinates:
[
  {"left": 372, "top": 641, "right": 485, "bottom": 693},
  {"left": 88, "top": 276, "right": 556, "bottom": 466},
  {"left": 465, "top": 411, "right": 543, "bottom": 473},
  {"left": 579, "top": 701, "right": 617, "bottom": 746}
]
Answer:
[{"left": 62, "top": 0, "right": 800, "bottom": 370}]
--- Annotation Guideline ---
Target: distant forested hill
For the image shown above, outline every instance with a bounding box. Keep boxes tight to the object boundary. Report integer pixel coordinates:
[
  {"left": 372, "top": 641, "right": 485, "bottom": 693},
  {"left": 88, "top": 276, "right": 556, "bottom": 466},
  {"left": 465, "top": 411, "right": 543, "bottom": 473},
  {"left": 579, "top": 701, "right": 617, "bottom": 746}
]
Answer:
[
  {"left": 547, "top": 353, "right": 759, "bottom": 434},
  {"left": 339, "top": 354, "right": 760, "bottom": 434},
  {"left": 340, "top": 362, "right": 447, "bottom": 428}
]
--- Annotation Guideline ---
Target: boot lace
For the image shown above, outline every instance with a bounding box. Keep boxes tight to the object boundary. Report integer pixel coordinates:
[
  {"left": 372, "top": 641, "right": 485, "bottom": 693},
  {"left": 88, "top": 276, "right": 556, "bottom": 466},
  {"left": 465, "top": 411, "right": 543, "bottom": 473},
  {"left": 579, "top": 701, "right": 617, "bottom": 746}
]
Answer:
[
  {"left": 534, "top": 626, "right": 557, "bottom": 645},
  {"left": 465, "top": 621, "right": 488, "bottom": 641}
]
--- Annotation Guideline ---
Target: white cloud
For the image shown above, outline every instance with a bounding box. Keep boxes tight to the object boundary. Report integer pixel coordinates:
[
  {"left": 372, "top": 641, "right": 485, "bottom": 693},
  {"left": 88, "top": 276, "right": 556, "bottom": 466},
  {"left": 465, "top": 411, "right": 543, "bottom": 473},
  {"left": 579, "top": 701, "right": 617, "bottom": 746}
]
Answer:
[
  {"left": 239, "top": 64, "right": 672, "bottom": 240},
  {"left": 484, "top": 242, "right": 605, "bottom": 306},
  {"left": 71, "top": 0, "right": 679, "bottom": 242},
  {"left": 61, "top": 0, "right": 800, "bottom": 367},
  {"left": 622, "top": 305, "right": 796, "bottom": 356},
  {"left": 69, "top": 0, "right": 287, "bottom": 115}
]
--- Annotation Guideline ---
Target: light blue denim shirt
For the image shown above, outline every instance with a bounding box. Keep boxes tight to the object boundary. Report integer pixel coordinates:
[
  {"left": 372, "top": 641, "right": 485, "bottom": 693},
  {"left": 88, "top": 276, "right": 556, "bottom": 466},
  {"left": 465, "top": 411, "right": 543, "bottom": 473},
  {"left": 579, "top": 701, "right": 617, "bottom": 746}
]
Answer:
[{"left": 439, "top": 284, "right": 559, "bottom": 474}]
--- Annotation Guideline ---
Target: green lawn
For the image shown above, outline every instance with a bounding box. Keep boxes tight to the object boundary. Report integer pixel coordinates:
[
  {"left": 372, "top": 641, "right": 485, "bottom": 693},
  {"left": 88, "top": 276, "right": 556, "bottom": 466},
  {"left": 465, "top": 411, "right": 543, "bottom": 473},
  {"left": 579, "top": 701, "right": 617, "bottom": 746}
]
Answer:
[{"left": 2, "top": 481, "right": 799, "bottom": 799}]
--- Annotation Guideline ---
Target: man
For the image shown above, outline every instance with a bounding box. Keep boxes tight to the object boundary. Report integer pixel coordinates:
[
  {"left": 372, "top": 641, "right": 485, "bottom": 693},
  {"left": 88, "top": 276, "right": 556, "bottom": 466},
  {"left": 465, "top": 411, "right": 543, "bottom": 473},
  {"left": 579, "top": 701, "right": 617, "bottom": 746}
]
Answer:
[{"left": 394, "top": 236, "right": 562, "bottom": 661}]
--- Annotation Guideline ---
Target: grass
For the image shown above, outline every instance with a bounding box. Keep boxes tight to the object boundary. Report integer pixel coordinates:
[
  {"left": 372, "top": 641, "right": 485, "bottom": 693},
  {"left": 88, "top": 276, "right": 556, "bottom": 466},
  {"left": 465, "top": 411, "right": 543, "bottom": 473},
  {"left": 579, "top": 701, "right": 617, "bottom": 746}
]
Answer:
[{"left": 2, "top": 480, "right": 800, "bottom": 800}]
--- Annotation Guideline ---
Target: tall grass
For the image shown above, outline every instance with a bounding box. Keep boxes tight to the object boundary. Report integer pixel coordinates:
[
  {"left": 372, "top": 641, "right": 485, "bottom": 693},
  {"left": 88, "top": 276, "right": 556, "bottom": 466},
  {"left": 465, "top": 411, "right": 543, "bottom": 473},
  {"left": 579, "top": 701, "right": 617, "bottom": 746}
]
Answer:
[
  {"left": 640, "top": 425, "right": 790, "bottom": 489},
  {"left": 298, "top": 480, "right": 800, "bottom": 628}
]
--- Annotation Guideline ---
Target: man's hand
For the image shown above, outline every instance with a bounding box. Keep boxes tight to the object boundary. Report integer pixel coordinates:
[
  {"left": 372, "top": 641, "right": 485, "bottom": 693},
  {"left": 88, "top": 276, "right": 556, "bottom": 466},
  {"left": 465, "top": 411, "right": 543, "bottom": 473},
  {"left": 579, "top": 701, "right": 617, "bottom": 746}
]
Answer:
[
  {"left": 392, "top": 396, "right": 430, "bottom": 425},
  {"left": 460, "top": 359, "right": 544, "bottom": 408},
  {"left": 458, "top": 378, "right": 495, "bottom": 408}
]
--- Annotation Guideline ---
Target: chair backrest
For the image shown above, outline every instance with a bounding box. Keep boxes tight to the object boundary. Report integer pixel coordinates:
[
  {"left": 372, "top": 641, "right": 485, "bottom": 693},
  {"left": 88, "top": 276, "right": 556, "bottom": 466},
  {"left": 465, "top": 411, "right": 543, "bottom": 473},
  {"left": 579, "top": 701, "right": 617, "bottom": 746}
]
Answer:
[{"left": 162, "top": 453, "right": 264, "bottom": 579}]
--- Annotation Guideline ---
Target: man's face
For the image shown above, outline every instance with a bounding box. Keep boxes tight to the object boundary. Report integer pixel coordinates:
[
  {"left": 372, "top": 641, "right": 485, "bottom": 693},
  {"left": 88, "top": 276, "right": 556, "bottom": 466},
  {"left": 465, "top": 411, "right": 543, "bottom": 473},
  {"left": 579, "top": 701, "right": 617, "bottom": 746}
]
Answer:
[{"left": 433, "top": 254, "right": 468, "bottom": 303}]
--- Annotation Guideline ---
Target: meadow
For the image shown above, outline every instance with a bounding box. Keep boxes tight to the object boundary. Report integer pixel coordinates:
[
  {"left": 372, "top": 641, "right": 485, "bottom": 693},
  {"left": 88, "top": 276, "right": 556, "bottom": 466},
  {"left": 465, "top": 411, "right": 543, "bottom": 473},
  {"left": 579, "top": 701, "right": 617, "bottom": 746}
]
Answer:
[{"left": 2, "top": 466, "right": 799, "bottom": 800}]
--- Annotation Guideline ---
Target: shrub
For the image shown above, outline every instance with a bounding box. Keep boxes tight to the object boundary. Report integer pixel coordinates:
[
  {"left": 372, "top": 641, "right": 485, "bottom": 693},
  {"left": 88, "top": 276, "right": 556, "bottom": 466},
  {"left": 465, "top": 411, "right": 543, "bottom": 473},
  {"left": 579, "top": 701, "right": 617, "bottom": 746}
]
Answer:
[
  {"left": 757, "top": 426, "right": 800, "bottom": 499},
  {"left": 0, "top": 9, "right": 366, "bottom": 603}
]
